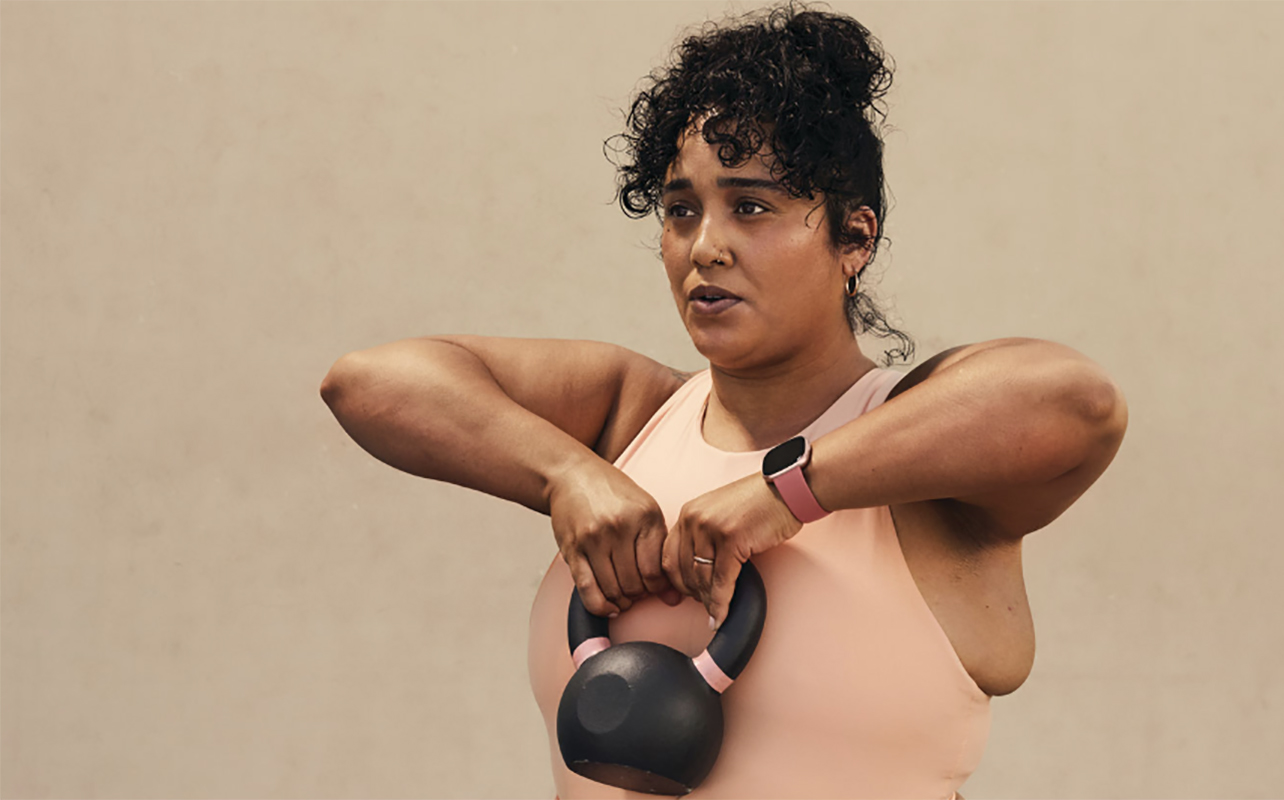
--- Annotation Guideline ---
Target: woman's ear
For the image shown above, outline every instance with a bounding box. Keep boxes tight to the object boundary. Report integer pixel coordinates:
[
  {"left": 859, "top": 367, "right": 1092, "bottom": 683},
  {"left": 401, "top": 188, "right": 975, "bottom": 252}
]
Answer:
[{"left": 840, "top": 207, "right": 878, "bottom": 274}]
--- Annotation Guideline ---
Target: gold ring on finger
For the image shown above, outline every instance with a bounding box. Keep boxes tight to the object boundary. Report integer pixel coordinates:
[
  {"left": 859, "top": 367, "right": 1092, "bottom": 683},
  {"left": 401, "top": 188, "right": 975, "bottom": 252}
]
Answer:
[{"left": 693, "top": 555, "right": 714, "bottom": 566}]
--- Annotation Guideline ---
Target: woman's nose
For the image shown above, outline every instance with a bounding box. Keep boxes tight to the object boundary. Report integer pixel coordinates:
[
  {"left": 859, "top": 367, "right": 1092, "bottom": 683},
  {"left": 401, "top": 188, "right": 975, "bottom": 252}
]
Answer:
[{"left": 691, "top": 218, "right": 731, "bottom": 269}]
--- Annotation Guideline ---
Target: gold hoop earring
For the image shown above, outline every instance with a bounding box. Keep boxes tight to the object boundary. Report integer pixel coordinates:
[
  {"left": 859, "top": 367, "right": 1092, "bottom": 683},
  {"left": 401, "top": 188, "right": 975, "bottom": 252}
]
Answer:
[{"left": 845, "top": 274, "right": 860, "bottom": 297}]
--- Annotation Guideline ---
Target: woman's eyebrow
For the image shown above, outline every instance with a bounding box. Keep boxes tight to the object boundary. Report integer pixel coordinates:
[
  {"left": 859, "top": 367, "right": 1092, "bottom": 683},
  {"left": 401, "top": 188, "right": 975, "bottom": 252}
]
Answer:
[
  {"left": 717, "top": 177, "right": 787, "bottom": 194},
  {"left": 661, "top": 177, "right": 786, "bottom": 195}
]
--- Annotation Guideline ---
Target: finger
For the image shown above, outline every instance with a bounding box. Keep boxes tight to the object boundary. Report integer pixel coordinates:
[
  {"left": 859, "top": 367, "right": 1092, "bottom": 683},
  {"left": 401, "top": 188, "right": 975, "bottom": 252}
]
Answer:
[
  {"left": 612, "top": 526, "right": 648, "bottom": 600},
  {"left": 564, "top": 552, "right": 620, "bottom": 618},
  {"left": 587, "top": 546, "right": 632, "bottom": 612},
  {"left": 634, "top": 519, "right": 673, "bottom": 599},
  {"left": 662, "top": 524, "right": 690, "bottom": 598},
  {"left": 678, "top": 519, "right": 704, "bottom": 602},
  {"left": 707, "top": 557, "right": 743, "bottom": 632},
  {"left": 688, "top": 519, "right": 716, "bottom": 604}
]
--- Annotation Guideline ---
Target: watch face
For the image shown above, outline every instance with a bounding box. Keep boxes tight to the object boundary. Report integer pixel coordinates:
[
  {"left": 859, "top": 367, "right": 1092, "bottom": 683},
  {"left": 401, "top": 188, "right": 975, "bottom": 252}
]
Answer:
[{"left": 763, "top": 436, "right": 808, "bottom": 478}]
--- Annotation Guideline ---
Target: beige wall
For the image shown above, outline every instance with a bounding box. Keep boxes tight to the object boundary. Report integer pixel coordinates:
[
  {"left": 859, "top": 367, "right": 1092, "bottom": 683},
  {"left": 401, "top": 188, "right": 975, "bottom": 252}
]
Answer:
[{"left": 3, "top": 2, "right": 1281, "bottom": 797}]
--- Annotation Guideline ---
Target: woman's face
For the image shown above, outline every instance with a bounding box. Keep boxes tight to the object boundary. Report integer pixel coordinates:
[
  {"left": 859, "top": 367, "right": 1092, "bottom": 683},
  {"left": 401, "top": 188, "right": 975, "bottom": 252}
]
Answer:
[{"left": 660, "top": 127, "right": 866, "bottom": 374}]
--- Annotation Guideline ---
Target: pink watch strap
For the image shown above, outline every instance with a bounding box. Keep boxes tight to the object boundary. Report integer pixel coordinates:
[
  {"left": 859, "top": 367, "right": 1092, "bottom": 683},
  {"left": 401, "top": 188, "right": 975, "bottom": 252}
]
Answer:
[{"left": 773, "top": 464, "right": 830, "bottom": 523}]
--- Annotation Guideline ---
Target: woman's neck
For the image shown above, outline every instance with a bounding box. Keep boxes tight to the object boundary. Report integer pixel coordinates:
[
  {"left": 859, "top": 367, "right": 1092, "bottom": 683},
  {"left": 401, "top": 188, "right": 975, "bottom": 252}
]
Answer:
[{"left": 702, "top": 336, "right": 877, "bottom": 452}]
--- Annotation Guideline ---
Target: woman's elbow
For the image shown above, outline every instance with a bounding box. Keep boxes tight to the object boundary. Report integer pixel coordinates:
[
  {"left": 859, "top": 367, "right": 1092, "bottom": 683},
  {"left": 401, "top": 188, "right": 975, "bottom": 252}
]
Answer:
[
  {"left": 320, "top": 350, "right": 378, "bottom": 410},
  {"left": 1067, "top": 366, "right": 1129, "bottom": 452}
]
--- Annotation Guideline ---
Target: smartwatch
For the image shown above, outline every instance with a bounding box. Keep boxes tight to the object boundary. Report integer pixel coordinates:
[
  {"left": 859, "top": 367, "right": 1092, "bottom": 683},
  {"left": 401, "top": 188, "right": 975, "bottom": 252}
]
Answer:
[{"left": 762, "top": 436, "right": 830, "bottom": 523}]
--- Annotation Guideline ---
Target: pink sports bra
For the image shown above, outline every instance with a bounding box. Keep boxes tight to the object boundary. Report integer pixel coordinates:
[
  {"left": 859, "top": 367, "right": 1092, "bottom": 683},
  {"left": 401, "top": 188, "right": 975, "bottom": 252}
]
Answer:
[{"left": 527, "top": 368, "right": 990, "bottom": 799}]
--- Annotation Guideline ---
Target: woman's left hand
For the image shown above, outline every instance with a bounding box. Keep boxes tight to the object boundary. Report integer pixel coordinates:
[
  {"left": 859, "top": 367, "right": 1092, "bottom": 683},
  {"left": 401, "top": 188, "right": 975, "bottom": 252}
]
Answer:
[{"left": 663, "top": 471, "right": 804, "bottom": 630}]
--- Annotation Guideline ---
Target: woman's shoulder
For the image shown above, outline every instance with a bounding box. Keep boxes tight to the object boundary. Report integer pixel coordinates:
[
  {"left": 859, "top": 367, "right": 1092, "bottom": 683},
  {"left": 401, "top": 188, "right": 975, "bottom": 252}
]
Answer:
[{"left": 595, "top": 357, "right": 705, "bottom": 464}]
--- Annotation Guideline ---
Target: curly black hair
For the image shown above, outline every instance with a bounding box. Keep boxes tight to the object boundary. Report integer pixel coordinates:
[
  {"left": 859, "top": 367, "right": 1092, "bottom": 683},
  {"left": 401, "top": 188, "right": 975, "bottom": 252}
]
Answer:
[{"left": 606, "top": 1, "right": 913, "bottom": 364}]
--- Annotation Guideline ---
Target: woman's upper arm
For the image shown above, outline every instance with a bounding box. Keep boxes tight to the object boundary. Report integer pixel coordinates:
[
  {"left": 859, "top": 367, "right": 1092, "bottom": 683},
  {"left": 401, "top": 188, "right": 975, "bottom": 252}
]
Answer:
[
  {"left": 885, "top": 338, "right": 1128, "bottom": 541},
  {"left": 429, "top": 335, "right": 686, "bottom": 462}
]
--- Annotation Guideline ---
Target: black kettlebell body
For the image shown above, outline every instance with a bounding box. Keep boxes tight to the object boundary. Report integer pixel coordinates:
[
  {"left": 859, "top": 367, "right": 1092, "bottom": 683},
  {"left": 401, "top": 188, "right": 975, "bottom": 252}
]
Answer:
[{"left": 557, "top": 562, "right": 766, "bottom": 795}]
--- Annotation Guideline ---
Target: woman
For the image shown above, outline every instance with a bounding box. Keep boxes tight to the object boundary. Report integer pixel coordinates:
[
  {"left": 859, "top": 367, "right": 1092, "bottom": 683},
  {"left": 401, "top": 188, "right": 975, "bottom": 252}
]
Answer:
[{"left": 321, "top": 5, "right": 1127, "bottom": 798}]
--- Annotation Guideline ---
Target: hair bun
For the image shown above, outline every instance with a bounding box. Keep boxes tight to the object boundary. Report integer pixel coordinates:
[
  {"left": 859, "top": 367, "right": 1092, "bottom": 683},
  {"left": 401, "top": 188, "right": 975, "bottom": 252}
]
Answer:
[{"left": 777, "top": 7, "right": 893, "bottom": 120}]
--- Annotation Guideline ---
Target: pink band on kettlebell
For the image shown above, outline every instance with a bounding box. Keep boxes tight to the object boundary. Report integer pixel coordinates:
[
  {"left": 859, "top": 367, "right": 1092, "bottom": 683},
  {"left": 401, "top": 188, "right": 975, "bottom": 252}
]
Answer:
[
  {"left": 571, "top": 637, "right": 611, "bottom": 669},
  {"left": 692, "top": 650, "right": 734, "bottom": 694}
]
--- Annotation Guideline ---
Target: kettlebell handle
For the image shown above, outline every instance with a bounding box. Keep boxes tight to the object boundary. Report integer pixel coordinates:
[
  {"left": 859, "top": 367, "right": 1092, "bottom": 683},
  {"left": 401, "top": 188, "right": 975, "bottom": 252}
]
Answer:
[{"left": 567, "top": 561, "right": 767, "bottom": 694}]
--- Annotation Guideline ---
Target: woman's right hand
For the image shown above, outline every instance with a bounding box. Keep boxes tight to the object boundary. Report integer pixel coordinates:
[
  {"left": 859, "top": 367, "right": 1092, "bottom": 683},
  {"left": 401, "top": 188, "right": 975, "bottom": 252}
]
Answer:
[
  {"left": 322, "top": 335, "right": 689, "bottom": 615},
  {"left": 547, "top": 459, "right": 683, "bottom": 617}
]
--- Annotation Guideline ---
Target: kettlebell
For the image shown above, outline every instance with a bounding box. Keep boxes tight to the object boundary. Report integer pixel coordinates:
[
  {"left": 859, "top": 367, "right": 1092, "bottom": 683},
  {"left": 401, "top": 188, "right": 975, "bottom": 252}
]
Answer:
[{"left": 557, "top": 561, "right": 766, "bottom": 795}]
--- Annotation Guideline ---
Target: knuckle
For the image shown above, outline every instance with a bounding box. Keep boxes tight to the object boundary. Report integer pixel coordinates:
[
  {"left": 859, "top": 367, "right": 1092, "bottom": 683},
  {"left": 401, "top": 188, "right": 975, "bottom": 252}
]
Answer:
[
  {"left": 678, "top": 499, "right": 697, "bottom": 520},
  {"left": 639, "top": 562, "right": 666, "bottom": 581},
  {"left": 636, "top": 535, "right": 662, "bottom": 557},
  {"left": 638, "top": 519, "right": 664, "bottom": 542},
  {"left": 609, "top": 510, "right": 632, "bottom": 528}
]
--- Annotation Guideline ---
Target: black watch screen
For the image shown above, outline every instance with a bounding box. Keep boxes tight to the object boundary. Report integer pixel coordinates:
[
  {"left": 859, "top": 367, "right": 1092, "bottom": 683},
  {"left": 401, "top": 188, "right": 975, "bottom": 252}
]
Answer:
[{"left": 763, "top": 435, "right": 807, "bottom": 478}]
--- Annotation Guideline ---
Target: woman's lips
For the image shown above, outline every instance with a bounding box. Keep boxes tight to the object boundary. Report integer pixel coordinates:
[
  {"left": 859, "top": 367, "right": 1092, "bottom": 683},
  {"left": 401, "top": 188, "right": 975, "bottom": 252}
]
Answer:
[
  {"left": 690, "top": 296, "right": 741, "bottom": 315},
  {"left": 688, "top": 285, "right": 743, "bottom": 316}
]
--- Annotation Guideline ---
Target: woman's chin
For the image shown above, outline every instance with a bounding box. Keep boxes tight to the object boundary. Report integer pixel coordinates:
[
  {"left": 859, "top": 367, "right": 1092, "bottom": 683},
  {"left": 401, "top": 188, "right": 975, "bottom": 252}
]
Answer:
[{"left": 688, "top": 331, "right": 770, "bottom": 372}]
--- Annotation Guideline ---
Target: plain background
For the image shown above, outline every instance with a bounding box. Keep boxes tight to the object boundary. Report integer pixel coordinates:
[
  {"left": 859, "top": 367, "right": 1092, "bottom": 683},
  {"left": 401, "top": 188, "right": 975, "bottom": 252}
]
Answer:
[{"left": 3, "top": 1, "right": 1282, "bottom": 797}]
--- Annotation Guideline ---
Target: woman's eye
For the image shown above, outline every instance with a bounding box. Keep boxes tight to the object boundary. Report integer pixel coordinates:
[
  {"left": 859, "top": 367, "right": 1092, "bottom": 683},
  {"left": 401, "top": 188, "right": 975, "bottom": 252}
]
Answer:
[
  {"left": 665, "top": 204, "right": 693, "bottom": 219},
  {"left": 736, "top": 200, "right": 768, "bottom": 215}
]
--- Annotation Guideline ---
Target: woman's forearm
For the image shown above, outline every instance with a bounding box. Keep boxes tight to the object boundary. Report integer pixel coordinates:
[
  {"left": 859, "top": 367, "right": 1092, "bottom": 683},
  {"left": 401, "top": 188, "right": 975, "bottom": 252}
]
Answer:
[
  {"left": 806, "top": 339, "right": 1127, "bottom": 536},
  {"left": 319, "top": 339, "right": 599, "bottom": 514}
]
